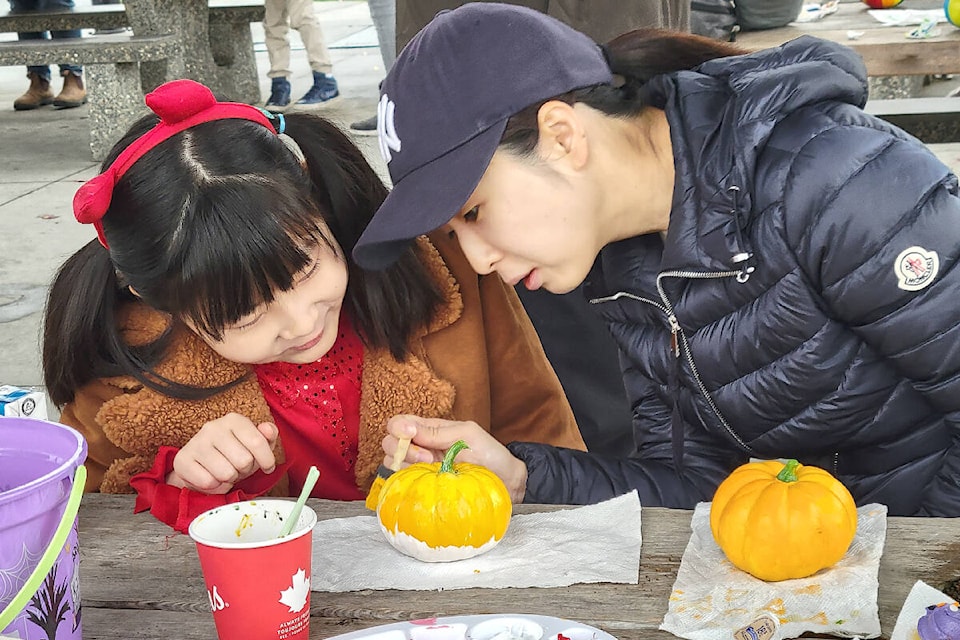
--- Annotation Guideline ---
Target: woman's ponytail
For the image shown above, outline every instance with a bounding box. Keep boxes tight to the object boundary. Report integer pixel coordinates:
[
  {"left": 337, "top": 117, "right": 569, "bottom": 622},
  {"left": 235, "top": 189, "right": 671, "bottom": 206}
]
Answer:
[{"left": 601, "top": 28, "right": 746, "bottom": 90}]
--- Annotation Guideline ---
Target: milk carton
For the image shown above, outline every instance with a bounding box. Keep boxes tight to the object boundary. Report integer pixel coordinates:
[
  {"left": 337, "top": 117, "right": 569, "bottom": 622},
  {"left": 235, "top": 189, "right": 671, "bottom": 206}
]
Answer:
[{"left": 0, "top": 385, "right": 48, "bottom": 420}]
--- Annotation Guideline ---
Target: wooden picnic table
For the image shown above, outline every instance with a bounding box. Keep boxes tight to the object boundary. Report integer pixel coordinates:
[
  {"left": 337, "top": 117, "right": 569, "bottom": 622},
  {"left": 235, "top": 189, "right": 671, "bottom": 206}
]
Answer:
[
  {"left": 77, "top": 494, "right": 959, "bottom": 640},
  {"left": 735, "top": 0, "right": 960, "bottom": 77}
]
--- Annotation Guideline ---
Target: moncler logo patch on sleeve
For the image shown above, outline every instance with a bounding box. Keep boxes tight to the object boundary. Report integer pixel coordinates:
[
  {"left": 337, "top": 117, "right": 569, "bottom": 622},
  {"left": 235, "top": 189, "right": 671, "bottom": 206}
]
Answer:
[{"left": 894, "top": 246, "right": 939, "bottom": 291}]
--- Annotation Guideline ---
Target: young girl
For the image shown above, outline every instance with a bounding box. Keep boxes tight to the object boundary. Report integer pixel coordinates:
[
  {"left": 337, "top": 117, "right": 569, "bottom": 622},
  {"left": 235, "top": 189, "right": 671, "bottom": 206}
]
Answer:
[
  {"left": 354, "top": 4, "right": 960, "bottom": 516},
  {"left": 43, "top": 79, "right": 584, "bottom": 532}
]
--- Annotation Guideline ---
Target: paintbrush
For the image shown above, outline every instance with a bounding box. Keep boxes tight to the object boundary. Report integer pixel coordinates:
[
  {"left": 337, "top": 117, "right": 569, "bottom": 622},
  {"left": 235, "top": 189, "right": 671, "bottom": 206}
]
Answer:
[{"left": 364, "top": 436, "right": 411, "bottom": 511}]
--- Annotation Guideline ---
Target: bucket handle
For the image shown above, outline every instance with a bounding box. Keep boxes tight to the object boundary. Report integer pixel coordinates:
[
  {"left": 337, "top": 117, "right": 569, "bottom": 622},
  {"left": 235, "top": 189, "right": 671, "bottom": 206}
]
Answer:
[{"left": 0, "top": 465, "right": 87, "bottom": 632}]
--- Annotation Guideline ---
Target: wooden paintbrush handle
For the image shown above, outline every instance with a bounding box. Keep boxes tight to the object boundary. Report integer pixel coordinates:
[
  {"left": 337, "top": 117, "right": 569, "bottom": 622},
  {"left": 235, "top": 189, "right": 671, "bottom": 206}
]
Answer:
[{"left": 390, "top": 436, "right": 412, "bottom": 472}]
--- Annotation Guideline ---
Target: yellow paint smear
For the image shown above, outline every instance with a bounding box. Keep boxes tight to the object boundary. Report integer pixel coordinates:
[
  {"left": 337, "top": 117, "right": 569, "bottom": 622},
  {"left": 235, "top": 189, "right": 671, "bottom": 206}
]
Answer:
[{"left": 235, "top": 513, "right": 254, "bottom": 538}]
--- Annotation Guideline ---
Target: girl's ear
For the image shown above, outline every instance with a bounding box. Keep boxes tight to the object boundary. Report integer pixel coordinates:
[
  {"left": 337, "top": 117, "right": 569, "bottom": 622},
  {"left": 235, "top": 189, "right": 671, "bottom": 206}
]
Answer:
[{"left": 535, "top": 100, "right": 589, "bottom": 171}]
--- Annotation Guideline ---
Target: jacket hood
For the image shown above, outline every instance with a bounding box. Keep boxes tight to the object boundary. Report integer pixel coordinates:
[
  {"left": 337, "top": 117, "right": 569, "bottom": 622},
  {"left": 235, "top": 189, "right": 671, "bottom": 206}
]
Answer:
[{"left": 641, "top": 36, "right": 868, "bottom": 273}]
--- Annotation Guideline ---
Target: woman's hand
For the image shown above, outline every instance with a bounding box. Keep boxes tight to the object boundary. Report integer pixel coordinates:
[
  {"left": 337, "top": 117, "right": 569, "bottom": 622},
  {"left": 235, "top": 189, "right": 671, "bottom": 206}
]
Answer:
[
  {"left": 168, "top": 413, "right": 279, "bottom": 494},
  {"left": 382, "top": 415, "right": 528, "bottom": 502}
]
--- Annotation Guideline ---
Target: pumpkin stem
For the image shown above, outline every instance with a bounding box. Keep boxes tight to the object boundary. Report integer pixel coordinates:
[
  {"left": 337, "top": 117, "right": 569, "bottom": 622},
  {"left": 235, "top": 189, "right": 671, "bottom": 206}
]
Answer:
[
  {"left": 440, "top": 440, "right": 470, "bottom": 474},
  {"left": 776, "top": 459, "right": 801, "bottom": 483}
]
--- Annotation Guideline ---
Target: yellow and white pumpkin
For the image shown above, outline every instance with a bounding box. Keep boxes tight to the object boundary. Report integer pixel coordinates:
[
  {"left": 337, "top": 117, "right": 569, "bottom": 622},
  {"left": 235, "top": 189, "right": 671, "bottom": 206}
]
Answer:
[{"left": 376, "top": 440, "right": 512, "bottom": 562}]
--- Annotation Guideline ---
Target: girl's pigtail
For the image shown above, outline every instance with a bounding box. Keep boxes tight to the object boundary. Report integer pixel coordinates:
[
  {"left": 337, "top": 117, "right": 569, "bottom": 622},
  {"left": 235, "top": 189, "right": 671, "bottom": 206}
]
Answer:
[{"left": 43, "top": 239, "right": 141, "bottom": 406}]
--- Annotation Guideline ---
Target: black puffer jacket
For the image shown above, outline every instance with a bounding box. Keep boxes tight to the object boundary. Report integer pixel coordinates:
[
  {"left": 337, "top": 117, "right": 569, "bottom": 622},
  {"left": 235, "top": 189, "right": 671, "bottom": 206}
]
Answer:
[{"left": 508, "top": 36, "right": 960, "bottom": 516}]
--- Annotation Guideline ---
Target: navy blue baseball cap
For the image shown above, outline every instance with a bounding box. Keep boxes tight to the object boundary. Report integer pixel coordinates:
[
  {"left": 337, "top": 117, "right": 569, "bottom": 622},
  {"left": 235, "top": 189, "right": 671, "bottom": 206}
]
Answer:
[{"left": 352, "top": 2, "right": 613, "bottom": 269}]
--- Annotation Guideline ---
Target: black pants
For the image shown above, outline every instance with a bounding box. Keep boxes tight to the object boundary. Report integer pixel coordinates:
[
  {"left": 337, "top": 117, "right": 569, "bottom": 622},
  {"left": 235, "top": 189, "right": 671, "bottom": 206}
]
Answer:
[{"left": 514, "top": 286, "right": 634, "bottom": 457}]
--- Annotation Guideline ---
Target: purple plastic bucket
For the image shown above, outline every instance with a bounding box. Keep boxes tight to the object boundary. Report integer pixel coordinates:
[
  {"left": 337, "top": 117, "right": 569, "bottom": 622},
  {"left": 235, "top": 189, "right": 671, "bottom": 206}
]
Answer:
[{"left": 0, "top": 417, "right": 87, "bottom": 640}]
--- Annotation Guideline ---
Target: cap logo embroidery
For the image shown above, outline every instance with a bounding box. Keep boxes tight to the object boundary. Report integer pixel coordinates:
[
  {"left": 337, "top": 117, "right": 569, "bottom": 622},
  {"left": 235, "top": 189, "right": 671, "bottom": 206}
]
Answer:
[
  {"left": 894, "top": 246, "right": 939, "bottom": 291},
  {"left": 377, "top": 94, "right": 401, "bottom": 164}
]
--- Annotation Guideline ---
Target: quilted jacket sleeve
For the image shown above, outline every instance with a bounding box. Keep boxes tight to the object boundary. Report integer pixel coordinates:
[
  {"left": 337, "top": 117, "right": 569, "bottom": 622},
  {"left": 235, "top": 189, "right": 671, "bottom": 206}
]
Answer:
[
  {"left": 784, "top": 123, "right": 960, "bottom": 515},
  {"left": 509, "top": 371, "right": 743, "bottom": 506}
]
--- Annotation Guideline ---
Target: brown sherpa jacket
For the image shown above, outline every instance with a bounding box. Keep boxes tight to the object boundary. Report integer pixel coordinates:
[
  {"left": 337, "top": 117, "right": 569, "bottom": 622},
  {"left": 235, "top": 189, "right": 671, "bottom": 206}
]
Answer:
[{"left": 60, "top": 232, "right": 585, "bottom": 496}]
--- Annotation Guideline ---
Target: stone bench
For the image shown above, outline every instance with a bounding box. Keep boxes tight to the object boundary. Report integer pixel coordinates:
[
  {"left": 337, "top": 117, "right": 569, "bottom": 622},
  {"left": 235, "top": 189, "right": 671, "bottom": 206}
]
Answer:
[
  {"left": 0, "top": 34, "right": 178, "bottom": 159},
  {"left": 0, "top": 4, "right": 128, "bottom": 32},
  {"left": 0, "top": 0, "right": 265, "bottom": 104}
]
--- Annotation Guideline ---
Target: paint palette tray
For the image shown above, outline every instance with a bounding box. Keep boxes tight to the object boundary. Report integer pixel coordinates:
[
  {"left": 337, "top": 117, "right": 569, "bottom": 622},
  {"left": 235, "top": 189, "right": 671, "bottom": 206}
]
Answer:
[{"left": 324, "top": 614, "right": 618, "bottom": 640}]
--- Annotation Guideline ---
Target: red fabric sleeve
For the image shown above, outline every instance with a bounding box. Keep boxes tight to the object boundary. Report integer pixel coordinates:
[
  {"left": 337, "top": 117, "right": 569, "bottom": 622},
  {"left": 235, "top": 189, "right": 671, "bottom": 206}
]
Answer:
[{"left": 130, "top": 445, "right": 289, "bottom": 534}]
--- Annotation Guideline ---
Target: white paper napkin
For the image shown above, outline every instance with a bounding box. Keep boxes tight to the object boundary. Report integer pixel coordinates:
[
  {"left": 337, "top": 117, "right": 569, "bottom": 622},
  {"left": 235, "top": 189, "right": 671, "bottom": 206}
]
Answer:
[
  {"left": 868, "top": 9, "right": 946, "bottom": 26},
  {"left": 660, "top": 502, "right": 887, "bottom": 640},
  {"left": 310, "top": 491, "right": 641, "bottom": 592},
  {"left": 890, "top": 580, "right": 958, "bottom": 640}
]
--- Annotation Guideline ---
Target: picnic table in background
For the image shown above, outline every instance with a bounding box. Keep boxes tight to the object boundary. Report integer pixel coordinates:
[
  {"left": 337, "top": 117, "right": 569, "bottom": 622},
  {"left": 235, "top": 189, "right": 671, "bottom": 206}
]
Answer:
[{"left": 735, "top": 0, "right": 960, "bottom": 77}]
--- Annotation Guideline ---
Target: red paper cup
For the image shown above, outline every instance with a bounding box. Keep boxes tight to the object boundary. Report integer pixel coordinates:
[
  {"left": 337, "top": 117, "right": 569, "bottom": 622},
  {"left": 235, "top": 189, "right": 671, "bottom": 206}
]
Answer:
[{"left": 188, "top": 499, "right": 318, "bottom": 640}]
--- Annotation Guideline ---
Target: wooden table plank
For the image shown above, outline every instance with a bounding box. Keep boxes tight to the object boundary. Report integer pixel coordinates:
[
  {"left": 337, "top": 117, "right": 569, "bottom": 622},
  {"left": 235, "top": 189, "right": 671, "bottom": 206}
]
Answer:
[
  {"left": 77, "top": 494, "right": 959, "bottom": 640},
  {"left": 735, "top": 1, "right": 960, "bottom": 77}
]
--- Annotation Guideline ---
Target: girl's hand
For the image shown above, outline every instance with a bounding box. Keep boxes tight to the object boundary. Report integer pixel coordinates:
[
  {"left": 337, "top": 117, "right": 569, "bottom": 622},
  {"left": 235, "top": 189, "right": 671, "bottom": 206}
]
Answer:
[
  {"left": 382, "top": 415, "right": 528, "bottom": 502},
  {"left": 168, "top": 413, "right": 279, "bottom": 494}
]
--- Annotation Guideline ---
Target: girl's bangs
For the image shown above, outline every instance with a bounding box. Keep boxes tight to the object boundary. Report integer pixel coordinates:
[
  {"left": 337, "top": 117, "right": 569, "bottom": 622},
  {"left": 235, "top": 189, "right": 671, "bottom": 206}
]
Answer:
[{"left": 166, "top": 179, "right": 331, "bottom": 338}]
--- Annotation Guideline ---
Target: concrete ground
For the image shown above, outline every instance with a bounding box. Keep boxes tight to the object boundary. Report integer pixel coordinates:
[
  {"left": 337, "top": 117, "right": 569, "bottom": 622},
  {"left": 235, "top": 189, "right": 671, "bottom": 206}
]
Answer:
[{"left": 0, "top": 0, "right": 388, "bottom": 416}]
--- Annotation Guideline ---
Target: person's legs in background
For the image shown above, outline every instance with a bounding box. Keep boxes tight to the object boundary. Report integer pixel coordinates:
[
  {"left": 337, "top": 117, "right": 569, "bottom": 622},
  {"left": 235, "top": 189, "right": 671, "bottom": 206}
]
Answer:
[
  {"left": 44, "top": 0, "right": 86, "bottom": 107},
  {"left": 369, "top": 0, "right": 396, "bottom": 71},
  {"left": 349, "top": 0, "right": 396, "bottom": 133},
  {"left": 11, "top": 0, "right": 52, "bottom": 110},
  {"left": 396, "top": 0, "right": 688, "bottom": 52},
  {"left": 548, "top": 0, "right": 689, "bottom": 40},
  {"left": 287, "top": 0, "right": 339, "bottom": 105},
  {"left": 10, "top": 0, "right": 86, "bottom": 110},
  {"left": 263, "top": 0, "right": 293, "bottom": 110},
  {"left": 396, "top": 0, "right": 546, "bottom": 51}
]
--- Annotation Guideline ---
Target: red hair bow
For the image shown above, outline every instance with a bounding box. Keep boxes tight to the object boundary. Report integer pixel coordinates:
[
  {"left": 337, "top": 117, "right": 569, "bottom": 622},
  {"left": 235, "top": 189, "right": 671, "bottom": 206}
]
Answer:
[{"left": 73, "top": 79, "right": 278, "bottom": 248}]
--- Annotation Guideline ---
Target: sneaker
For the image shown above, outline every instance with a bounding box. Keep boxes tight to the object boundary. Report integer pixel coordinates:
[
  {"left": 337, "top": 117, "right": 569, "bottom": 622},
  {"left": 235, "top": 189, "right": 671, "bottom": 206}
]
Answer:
[
  {"left": 349, "top": 114, "right": 378, "bottom": 136},
  {"left": 296, "top": 72, "right": 339, "bottom": 106},
  {"left": 265, "top": 77, "right": 291, "bottom": 111}
]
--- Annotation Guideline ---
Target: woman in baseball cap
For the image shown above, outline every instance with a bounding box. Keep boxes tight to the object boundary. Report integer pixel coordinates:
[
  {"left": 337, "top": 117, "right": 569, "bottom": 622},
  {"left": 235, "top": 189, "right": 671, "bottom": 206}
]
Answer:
[{"left": 359, "top": 3, "right": 960, "bottom": 516}]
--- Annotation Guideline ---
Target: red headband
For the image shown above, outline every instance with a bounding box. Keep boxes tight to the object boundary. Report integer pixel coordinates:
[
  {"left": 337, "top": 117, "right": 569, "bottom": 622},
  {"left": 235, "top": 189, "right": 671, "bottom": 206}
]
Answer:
[{"left": 73, "top": 79, "right": 278, "bottom": 248}]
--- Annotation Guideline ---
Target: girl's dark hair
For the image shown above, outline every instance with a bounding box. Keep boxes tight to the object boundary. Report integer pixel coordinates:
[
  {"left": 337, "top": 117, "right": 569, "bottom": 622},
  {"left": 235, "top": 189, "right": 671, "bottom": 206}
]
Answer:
[
  {"left": 500, "top": 28, "right": 747, "bottom": 155},
  {"left": 43, "top": 112, "right": 444, "bottom": 406}
]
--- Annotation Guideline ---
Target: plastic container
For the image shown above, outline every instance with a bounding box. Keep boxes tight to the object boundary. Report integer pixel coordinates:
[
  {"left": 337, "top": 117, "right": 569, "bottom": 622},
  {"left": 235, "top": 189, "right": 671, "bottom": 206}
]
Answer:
[{"left": 0, "top": 417, "right": 87, "bottom": 639}]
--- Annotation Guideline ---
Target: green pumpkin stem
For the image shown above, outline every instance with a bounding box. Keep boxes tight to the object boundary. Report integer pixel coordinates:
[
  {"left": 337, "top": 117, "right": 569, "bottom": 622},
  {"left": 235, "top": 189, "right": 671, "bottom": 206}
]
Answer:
[
  {"left": 776, "top": 459, "right": 801, "bottom": 483},
  {"left": 440, "top": 440, "right": 470, "bottom": 474}
]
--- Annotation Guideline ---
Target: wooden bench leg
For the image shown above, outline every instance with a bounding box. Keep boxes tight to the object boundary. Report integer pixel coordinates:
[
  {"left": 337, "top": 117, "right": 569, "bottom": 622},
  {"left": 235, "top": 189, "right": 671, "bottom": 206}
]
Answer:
[
  {"left": 85, "top": 62, "right": 149, "bottom": 161},
  {"left": 210, "top": 21, "right": 261, "bottom": 105}
]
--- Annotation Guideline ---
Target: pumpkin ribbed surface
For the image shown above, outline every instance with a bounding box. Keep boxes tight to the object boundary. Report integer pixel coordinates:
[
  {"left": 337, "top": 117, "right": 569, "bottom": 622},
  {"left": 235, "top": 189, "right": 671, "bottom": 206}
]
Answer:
[
  {"left": 709, "top": 459, "right": 858, "bottom": 582},
  {"left": 377, "top": 441, "right": 512, "bottom": 562}
]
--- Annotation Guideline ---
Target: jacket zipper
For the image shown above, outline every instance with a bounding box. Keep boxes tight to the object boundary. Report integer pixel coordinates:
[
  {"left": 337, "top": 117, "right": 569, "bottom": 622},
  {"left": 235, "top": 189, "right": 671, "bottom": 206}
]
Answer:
[{"left": 591, "top": 268, "right": 755, "bottom": 454}]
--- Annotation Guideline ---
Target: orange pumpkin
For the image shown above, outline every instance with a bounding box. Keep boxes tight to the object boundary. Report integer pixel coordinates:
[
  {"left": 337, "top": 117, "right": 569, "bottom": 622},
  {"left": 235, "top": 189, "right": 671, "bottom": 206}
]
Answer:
[{"left": 710, "top": 459, "right": 858, "bottom": 581}]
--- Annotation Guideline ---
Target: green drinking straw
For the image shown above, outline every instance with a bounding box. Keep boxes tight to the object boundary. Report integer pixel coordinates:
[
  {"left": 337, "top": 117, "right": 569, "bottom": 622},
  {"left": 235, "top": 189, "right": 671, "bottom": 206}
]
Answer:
[{"left": 278, "top": 465, "right": 319, "bottom": 538}]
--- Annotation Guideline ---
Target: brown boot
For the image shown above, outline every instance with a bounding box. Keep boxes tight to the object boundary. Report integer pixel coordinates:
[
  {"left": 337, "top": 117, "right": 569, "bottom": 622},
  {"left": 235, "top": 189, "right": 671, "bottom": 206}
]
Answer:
[
  {"left": 53, "top": 71, "right": 87, "bottom": 109},
  {"left": 13, "top": 73, "right": 53, "bottom": 111}
]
